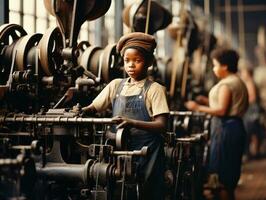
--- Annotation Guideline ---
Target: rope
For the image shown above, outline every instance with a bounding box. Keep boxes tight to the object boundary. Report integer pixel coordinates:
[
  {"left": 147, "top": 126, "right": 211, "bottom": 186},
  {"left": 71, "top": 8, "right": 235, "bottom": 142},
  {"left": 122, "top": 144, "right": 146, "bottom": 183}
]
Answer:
[{"left": 145, "top": 0, "right": 152, "bottom": 34}]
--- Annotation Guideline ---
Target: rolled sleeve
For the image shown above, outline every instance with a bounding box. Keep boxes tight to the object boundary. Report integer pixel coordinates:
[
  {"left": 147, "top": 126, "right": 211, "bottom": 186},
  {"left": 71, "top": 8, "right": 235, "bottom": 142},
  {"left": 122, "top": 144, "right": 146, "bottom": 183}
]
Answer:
[
  {"left": 92, "top": 79, "right": 122, "bottom": 112},
  {"left": 148, "top": 83, "right": 169, "bottom": 117}
]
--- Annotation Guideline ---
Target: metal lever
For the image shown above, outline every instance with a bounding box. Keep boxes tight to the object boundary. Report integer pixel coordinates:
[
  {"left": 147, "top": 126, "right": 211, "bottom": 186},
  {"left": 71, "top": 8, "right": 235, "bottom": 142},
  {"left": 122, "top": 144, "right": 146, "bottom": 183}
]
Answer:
[{"left": 112, "top": 146, "right": 149, "bottom": 156}]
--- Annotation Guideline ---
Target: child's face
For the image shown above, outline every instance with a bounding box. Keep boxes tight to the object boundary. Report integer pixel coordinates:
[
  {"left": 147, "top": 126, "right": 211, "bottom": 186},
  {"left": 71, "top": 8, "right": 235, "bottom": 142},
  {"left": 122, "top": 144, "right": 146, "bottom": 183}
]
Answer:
[
  {"left": 212, "top": 58, "right": 227, "bottom": 78},
  {"left": 123, "top": 48, "right": 147, "bottom": 81}
]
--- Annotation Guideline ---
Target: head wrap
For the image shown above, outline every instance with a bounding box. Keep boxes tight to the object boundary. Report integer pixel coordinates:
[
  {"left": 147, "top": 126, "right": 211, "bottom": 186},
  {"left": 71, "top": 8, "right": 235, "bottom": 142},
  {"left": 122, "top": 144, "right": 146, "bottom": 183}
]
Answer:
[{"left": 116, "top": 32, "right": 157, "bottom": 56}]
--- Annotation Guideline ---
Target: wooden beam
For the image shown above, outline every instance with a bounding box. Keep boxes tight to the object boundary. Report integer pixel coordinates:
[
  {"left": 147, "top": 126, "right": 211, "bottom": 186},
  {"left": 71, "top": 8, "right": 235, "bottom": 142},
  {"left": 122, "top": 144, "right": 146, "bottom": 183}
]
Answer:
[
  {"left": 218, "top": 4, "right": 266, "bottom": 13},
  {"left": 237, "top": 0, "right": 246, "bottom": 57}
]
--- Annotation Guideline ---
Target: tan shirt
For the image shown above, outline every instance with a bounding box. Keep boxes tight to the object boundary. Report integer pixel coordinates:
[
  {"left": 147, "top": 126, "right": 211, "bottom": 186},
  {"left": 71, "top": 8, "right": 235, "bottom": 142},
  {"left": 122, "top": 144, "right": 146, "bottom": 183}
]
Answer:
[
  {"left": 92, "top": 78, "right": 169, "bottom": 117},
  {"left": 209, "top": 74, "right": 248, "bottom": 117},
  {"left": 254, "top": 66, "right": 266, "bottom": 111}
]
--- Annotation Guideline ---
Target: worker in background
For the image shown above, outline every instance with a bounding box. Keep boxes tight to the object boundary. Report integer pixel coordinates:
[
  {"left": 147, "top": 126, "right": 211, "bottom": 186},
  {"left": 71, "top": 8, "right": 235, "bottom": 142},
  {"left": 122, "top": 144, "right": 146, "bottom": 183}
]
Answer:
[
  {"left": 253, "top": 64, "right": 266, "bottom": 157},
  {"left": 238, "top": 59, "right": 262, "bottom": 160},
  {"left": 185, "top": 47, "right": 248, "bottom": 200}
]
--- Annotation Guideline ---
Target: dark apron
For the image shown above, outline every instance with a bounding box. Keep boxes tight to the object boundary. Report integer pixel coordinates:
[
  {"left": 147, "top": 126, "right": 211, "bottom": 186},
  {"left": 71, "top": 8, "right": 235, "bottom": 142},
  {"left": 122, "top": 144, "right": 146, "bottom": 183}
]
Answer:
[
  {"left": 209, "top": 116, "right": 246, "bottom": 190},
  {"left": 112, "top": 79, "right": 165, "bottom": 200}
]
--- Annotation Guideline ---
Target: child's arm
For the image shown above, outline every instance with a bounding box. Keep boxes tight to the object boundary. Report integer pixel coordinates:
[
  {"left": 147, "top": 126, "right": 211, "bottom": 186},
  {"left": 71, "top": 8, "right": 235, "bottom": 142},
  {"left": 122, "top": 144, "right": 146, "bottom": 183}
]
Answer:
[
  {"left": 72, "top": 103, "right": 97, "bottom": 115},
  {"left": 81, "top": 104, "right": 97, "bottom": 115},
  {"left": 195, "top": 95, "right": 209, "bottom": 105},
  {"left": 185, "top": 84, "right": 231, "bottom": 116},
  {"left": 72, "top": 79, "right": 120, "bottom": 114},
  {"left": 113, "top": 113, "right": 168, "bottom": 134}
]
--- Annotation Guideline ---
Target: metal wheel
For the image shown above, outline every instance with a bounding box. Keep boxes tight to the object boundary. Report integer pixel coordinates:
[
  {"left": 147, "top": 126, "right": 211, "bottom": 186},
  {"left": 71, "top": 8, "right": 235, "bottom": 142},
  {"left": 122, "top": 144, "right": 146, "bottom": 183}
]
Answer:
[
  {"left": 0, "top": 23, "right": 27, "bottom": 45},
  {"left": 115, "top": 128, "right": 127, "bottom": 150},
  {"left": 15, "top": 33, "right": 43, "bottom": 71},
  {"left": 76, "top": 41, "right": 90, "bottom": 64},
  {"left": 79, "top": 45, "right": 102, "bottom": 77},
  {"left": 38, "top": 27, "right": 64, "bottom": 76},
  {"left": 101, "top": 43, "right": 120, "bottom": 83},
  {"left": 0, "top": 24, "right": 27, "bottom": 84},
  {"left": 87, "top": 0, "right": 111, "bottom": 21}
]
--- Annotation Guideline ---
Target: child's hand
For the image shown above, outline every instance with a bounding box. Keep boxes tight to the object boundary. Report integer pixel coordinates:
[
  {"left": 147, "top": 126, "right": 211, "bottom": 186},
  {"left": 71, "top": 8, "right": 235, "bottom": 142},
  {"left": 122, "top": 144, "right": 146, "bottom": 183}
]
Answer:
[
  {"left": 195, "top": 95, "right": 208, "bottom": 105},
  {"left": 185, "top": 100, "right": 199, "bottom": 111},
  {"left": 112, "top": 116, "right": 134, "bottom": 129},
  {"left": 70, "top": 104, "right": 84, "bottom": 116},
  {"left": 72, "top": 104, "right": 82, "bottom": 113}
]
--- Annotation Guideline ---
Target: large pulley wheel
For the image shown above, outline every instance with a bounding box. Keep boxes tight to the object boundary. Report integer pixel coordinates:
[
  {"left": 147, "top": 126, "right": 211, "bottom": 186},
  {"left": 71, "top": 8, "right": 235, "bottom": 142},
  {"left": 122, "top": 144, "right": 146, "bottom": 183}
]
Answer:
[
  {"left": 0, "top": 24, "right": 27, "bottom": 45},
  {"left": 15, "top": 33, "right": 43, "bottom": 71},
  {"left": 38, "top": 27, "right": 64, "bottom": 76},
  {"left": 86, "top": 0, "right": 111, "bottom": 21},
  {"left": 44, "top": 0, "right": 111, "bottom": 22},
  {"left": 43, "top": 0, "right": 110, "bottom": 48},
  {"left": 0, "top": 24, "right": 27, "bottom": 85},
  {"left": 115, "top": 128, "right": 129, "bottom": 150},
  {"left": 79, "top": 44, "right": 120, "bottom": 83},
  {"left": 101, "top": 43, "right": 120, "bottom": 83},
  {"left": 76, "top": 41, "right": 90, "bottom": 64},
  {"left": 79, "top": 45, "right": 102, "bottom": 78}
]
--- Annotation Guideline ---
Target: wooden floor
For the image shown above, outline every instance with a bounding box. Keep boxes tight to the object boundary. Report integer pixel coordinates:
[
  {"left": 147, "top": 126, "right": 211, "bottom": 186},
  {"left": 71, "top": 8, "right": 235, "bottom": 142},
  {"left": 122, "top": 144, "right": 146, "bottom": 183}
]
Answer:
[{"left": 235, "top": 158, "right": 266, "bottom": 200}]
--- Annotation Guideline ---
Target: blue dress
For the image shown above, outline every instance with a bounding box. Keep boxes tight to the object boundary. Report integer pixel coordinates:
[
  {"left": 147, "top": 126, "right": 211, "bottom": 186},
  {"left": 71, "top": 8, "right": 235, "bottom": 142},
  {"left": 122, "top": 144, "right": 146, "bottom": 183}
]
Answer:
[{"left": 209, "top": 116, "right": 246, "bottom": 190}]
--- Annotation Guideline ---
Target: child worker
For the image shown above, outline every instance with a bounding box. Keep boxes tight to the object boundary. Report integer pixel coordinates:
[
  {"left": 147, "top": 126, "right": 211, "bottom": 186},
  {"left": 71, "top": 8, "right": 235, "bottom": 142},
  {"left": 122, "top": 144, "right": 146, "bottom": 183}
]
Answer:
[
  {"left": 75, "top": 32, "right": 169, "bottom": 200},
  {"left": 185, "top": 47, "right": 248, "bottom": 200}
]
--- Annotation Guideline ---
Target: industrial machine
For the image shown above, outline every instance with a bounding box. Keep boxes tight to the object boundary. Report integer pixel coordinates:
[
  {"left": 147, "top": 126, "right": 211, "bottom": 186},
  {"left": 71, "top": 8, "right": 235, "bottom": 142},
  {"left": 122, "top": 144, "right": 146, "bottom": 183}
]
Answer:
[{"left": 0, "top": 0, "right": 211, "bottom": 199}]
